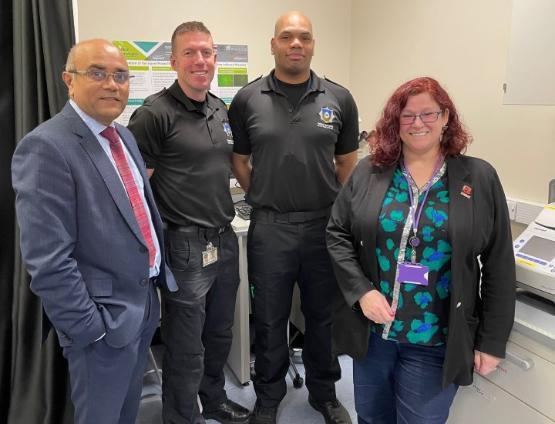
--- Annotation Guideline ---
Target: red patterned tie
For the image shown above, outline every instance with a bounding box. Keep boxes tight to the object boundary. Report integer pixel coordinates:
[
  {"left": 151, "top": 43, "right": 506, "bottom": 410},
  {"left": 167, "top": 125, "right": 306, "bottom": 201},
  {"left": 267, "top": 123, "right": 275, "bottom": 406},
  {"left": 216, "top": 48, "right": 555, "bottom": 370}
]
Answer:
[{"left": 101, "top": 126, "right": 156, "bottom": 267}]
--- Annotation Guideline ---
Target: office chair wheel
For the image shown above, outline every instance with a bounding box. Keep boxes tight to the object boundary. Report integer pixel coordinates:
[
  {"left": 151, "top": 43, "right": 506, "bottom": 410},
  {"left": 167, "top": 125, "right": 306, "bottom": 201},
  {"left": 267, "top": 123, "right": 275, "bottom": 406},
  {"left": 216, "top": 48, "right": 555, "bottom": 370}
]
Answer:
[{"left": 293, "top": 375, "right": 304, "bottom": 389}]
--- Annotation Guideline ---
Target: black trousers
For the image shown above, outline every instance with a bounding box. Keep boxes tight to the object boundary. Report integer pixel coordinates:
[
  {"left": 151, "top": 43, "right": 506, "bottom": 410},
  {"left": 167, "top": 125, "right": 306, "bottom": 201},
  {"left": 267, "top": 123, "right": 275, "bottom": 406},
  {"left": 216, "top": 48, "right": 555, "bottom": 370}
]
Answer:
[
  {"left": 161, "top": 227, "right": 240, "bottom": 424},
  {"left": 248, "top": 210, "right": 341, "bottom": 407}
]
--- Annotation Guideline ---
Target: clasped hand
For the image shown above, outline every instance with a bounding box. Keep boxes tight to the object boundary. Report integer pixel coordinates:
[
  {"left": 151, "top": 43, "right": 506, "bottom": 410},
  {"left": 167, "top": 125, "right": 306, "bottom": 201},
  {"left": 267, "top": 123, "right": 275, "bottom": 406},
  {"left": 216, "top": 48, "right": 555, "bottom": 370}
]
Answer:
[{"left": 358, "top": 290, "right": 395, "bottom": 324}]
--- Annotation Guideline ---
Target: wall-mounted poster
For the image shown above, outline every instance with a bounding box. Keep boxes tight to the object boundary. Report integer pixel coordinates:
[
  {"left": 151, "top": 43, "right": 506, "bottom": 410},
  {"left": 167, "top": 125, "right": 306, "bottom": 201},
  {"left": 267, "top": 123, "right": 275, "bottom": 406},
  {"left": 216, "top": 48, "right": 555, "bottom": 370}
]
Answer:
[{"left": 113, "top": 41, "right": 248, "bottom": 125}]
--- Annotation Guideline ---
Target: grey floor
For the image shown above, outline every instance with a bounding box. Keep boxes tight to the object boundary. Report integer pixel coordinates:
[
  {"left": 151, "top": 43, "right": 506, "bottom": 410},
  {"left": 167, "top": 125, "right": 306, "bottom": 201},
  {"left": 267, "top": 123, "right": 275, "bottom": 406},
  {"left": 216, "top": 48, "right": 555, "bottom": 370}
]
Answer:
[{"left": 137, "top": 346, "right": 357, "bottom": 424}]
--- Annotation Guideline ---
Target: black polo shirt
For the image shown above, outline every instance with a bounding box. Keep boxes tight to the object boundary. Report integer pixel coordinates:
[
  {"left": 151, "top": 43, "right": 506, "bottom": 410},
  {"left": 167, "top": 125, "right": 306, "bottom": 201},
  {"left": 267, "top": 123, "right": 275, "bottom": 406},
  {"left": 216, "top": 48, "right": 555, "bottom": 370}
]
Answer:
[
  {"left": 229, "top": 70, "right": 359, "bottom": 213},
  {"left": 128, "top": 80, "right": 235, "bottom": 227}
]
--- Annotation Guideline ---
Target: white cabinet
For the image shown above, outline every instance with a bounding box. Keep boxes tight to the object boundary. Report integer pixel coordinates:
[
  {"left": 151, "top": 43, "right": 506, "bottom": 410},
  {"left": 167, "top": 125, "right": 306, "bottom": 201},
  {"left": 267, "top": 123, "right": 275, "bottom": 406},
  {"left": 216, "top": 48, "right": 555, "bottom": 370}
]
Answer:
[
  {"left": 449, "top": 373, "right": 551, "bottom": 424},
  {"left": 449, "top": 328, "right": 555, "bottom": 423}
]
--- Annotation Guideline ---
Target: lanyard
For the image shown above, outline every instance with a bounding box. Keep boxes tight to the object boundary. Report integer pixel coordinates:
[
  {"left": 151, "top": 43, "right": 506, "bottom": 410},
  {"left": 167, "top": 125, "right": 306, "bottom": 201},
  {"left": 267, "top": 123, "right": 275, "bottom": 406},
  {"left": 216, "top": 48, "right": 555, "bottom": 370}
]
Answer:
[
  {"left": 400, "top": 156, "right": 445, "bottom": 263},
  {"left": 381, "top": 158, "right": 446, "bottom": 340}
]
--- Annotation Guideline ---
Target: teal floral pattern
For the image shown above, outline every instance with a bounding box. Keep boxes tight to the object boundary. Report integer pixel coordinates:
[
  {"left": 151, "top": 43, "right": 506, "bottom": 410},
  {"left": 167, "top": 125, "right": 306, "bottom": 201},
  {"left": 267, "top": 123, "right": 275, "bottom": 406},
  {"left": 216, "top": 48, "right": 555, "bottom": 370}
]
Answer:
[{"left": 372, "top": 166, "right": 451, "bottom": 346}]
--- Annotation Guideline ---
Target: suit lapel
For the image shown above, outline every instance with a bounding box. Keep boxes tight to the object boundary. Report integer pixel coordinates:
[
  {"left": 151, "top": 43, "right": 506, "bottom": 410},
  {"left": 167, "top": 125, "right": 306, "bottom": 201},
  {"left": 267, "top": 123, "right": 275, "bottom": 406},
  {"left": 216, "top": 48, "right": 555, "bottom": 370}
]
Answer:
[
  {"left": 365, "top": 164, "right": 396, "bottom": 282},
  {"left": 62, "top": 105, "right": 145, "bottom": 245},
  {"left": 447, "top": 156, "right": 472, "bottom": 304}
]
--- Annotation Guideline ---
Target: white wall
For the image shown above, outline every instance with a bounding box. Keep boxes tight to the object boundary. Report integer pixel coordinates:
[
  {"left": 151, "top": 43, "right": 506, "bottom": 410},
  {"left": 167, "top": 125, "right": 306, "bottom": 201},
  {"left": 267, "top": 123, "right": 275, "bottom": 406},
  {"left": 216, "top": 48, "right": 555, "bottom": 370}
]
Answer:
[
  {"left": 77, "top": 0, "right": 554, "bottom": 203},
  {"left": 351, "top": 0, "right": 555, "bottom": 203},
  {"left": 76, "top": 0, "right": 352, "bottom": 87}
]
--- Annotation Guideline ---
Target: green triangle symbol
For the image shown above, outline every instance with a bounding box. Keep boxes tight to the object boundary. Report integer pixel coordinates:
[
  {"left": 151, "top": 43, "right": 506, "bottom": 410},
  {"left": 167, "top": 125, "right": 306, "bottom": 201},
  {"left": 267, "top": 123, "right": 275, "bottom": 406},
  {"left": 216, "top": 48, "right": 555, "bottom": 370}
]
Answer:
[{"left": 135, "top": 41, "right": 159, "bottom": 54}]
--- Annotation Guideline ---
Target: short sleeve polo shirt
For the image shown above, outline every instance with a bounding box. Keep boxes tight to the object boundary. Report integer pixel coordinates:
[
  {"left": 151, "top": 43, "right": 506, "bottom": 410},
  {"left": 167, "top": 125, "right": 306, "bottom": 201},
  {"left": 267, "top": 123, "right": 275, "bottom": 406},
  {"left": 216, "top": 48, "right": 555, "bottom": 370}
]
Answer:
[
  {"left": 128, "top": 80, "right": 235, "bottom": 227},
  {"left": 228, "top": 71, "right": 359, "bottom": 213}
]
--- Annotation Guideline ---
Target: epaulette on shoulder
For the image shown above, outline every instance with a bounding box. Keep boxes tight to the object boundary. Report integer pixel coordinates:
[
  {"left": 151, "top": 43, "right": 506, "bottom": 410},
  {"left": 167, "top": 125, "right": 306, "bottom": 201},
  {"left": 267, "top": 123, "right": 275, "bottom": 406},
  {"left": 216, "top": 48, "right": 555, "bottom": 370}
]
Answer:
[
  {"left": 323, "top": 76, "right": 347, "bottom": 89},
  {"left": 207, "top": 91, "right": 227, "bottom": 107},
  {"left": 143, "top": 87, "right": 168, "bottom": 105},
  {"left": 207, "top": 90, "right": 223, "bottom": 101},
  {"left": 243, "top": 75, "right": 263, "bottom": 87}
]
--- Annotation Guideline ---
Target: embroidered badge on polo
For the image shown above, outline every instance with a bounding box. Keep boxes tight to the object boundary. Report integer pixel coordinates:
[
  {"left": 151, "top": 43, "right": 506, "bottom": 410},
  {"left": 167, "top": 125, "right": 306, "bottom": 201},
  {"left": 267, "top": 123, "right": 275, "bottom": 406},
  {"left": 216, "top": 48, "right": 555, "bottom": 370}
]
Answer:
[
  {"left": 319, "top": 106, "right": 335, "bottom": 123},
  {"left": 223, "top": 121, "right": 234, "bottom": 144},
  {"left": 317, "top": 106, "right": 336, "bottom": 130}
]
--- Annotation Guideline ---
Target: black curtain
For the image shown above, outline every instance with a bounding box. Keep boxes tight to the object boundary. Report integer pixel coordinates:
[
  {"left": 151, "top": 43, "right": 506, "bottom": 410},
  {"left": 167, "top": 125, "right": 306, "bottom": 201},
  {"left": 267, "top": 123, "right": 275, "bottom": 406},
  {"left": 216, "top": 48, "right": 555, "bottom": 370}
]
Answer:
[
  {"left": 0, "top": 0, "right": 16, "bottom": 419},
  {"left": 1, "top": 1, "right": 75, "bottom": 423}
]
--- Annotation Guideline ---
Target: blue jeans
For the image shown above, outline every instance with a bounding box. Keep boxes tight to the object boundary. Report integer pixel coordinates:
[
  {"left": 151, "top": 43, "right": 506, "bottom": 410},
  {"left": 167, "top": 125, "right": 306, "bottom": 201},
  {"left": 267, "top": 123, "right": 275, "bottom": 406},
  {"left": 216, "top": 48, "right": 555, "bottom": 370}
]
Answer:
[{"left": 353, "top": 333, "right": 458, "bottom": 424}]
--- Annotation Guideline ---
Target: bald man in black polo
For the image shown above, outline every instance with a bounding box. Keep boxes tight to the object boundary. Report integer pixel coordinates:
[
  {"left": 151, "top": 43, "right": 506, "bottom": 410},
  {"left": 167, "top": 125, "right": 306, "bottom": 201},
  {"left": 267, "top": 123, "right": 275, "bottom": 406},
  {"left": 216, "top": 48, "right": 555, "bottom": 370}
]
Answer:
[{"left": 230, "top": 11, "right": 358, "bottom": 424}]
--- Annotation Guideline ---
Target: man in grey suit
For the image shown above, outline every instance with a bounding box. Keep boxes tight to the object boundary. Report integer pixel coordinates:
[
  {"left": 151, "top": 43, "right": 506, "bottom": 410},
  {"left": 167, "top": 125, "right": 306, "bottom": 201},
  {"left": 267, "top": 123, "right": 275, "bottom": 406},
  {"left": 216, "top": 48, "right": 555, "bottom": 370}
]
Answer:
[{"left": 12, "top": 39, "right": 177, "bottom": 424}]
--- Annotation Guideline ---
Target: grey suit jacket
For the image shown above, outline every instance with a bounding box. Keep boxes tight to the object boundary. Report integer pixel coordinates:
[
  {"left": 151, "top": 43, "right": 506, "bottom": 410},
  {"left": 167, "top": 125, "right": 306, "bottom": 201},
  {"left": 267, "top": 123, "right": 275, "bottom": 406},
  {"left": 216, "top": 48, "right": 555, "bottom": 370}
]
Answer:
[
  {"left": 326, "top": 155, "right": 516, "bottom": 387},
  {"left": 12, "top": 102, "right": 178, "bottom": 349}
]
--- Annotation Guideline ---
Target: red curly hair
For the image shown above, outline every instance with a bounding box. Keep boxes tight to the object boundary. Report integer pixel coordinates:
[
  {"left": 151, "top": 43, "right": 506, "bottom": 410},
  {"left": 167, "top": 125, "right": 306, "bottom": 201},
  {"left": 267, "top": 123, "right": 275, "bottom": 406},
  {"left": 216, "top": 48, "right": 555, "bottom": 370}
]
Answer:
[{"left": 372, "top": 77, "right": 471, "bottom": 167}]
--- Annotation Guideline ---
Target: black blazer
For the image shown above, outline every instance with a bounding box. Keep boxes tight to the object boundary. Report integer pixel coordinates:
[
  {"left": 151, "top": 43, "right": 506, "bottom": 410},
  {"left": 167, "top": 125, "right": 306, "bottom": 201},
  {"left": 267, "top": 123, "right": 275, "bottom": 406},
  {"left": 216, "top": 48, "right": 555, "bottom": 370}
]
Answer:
[{"left": 326, "top": 155, "right": 516, "bottom": 387}]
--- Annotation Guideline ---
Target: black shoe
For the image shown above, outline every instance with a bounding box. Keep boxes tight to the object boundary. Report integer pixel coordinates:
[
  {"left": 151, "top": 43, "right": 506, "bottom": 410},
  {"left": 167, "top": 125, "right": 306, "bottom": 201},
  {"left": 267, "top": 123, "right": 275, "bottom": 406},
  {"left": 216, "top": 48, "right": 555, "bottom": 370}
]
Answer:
[
  {"left": 308, "top": 396, "right": 352, "bottom": 424},
  {"left": 203, "top": 399, "right": 250, "bottom": 424},
  {"left": 249, "top": 401, "right": 278, "bottom": 424}
]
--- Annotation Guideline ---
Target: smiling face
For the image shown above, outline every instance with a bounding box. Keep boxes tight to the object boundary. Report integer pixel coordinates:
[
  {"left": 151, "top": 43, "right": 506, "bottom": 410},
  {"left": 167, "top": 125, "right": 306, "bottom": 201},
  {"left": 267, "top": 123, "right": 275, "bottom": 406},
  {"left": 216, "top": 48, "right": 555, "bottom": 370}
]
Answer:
[
  {"left": 171, "top": 31, "right": 216, "bottom": 101},
  {"left": 271, "top": 12, "right": 315, "bottom": 83},
  {"left": 63, "top": 40, "right": 129, "bottom": 126},
  {"left": 399, "top": 92, "right": 449, "bottom": 158}
]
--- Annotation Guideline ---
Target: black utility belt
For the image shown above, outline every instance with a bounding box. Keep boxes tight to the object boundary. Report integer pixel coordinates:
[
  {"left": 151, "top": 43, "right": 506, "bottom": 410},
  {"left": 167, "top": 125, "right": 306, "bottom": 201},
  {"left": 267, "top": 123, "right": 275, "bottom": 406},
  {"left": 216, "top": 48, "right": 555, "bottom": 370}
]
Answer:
[
  {"left": 252, "top": 207, "right": 331, "bottom": 224},
  {"left": 163, "top": 222, "right": 231, "bottom": 238}
]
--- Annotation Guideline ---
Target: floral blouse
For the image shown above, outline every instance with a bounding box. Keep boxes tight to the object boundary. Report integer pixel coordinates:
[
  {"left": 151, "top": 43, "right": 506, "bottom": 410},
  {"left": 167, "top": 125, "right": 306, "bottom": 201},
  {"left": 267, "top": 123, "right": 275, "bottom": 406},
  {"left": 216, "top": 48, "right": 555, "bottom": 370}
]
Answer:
[{"left": 372, "top": 166, "right": 452, "bottom": 346}]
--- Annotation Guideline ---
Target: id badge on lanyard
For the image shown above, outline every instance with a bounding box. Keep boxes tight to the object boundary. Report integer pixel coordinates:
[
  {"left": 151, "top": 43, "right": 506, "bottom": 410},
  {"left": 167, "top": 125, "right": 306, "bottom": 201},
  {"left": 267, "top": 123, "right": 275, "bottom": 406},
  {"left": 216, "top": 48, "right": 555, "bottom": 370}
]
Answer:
[
  {"left": 397, "top": 262, "right": 429, "bottom": 286},
  {"left": 396, "top": 157, "right": 444, "bottom": 287},
  {"left": 382, "top": 158, "right": 445, "bottom": 340}
]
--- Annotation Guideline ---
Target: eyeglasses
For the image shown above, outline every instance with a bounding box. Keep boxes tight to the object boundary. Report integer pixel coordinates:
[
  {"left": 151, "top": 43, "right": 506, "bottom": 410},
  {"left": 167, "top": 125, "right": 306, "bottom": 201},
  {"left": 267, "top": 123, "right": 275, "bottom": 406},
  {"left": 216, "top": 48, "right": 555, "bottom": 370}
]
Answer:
[
  {"left": 67, "top": 69, "right": 134, "bottom": 84},
  {"left": 399, "top": 111, "right": 443, "bottom": 125}
]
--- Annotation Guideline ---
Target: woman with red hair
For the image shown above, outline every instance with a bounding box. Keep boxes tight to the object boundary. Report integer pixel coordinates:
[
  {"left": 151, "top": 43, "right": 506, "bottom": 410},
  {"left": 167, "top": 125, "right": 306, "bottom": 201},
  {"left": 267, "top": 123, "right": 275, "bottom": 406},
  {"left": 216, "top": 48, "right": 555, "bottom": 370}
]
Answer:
[{"left": 327, "top": 77, "right": 515, "bottom": 423}]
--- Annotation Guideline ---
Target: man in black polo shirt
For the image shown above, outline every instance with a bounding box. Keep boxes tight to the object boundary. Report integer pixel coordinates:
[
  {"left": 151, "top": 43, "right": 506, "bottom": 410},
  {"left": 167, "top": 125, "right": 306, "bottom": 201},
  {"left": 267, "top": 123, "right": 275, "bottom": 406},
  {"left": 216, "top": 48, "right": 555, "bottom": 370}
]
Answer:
[
  {"left": 128, "top": 22, "right": 249, "bottom": 424},
  {"left": 229, "top": 11, "right": 358, "bottom": 424}
]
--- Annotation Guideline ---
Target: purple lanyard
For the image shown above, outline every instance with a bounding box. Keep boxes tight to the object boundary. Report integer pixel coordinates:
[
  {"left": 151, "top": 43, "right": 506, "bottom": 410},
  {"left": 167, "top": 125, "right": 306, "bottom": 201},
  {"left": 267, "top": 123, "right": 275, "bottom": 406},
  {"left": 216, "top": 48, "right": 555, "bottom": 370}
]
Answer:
[{"left": 400, "top": 156, "right": 444, "bottom": 261}]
